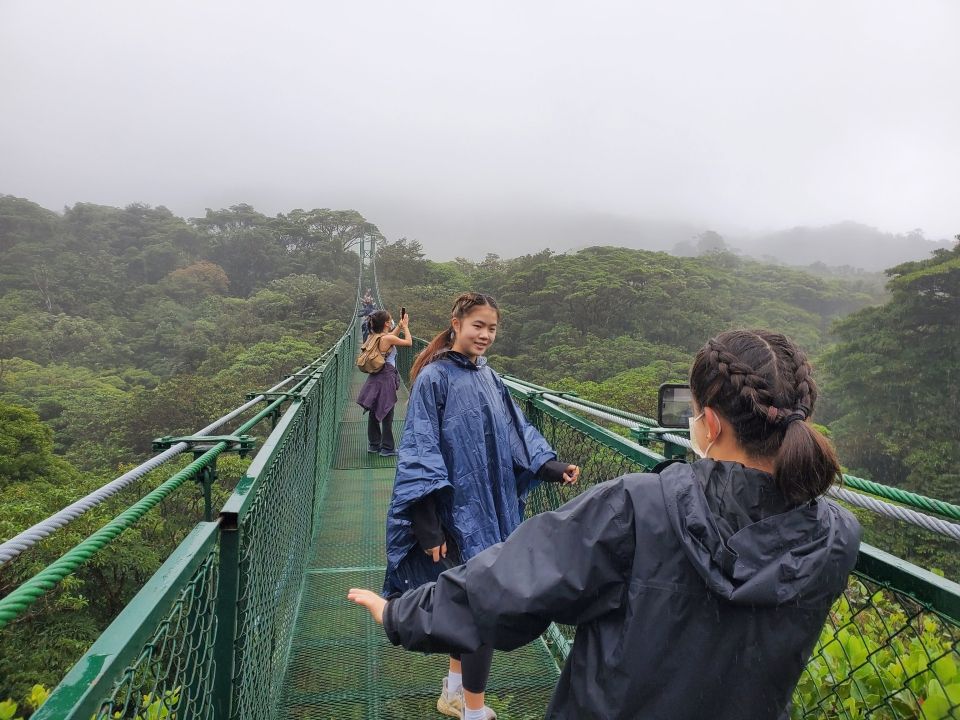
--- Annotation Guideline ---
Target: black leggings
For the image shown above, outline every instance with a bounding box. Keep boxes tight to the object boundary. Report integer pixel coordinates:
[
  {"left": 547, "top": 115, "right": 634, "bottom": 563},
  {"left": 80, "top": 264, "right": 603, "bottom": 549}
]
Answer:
[
  {"left": 450, "top": 645, "right": 495, "bottom": 694},
  {"left": 367, "top": 406, "right": 395, "bottom": 451}
]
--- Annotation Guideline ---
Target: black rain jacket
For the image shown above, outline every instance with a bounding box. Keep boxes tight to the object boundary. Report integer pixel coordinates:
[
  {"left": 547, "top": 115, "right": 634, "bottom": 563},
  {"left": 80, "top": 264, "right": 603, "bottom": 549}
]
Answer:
[{"left": 382, "top": 459, "right": 861, "bottom": 719}]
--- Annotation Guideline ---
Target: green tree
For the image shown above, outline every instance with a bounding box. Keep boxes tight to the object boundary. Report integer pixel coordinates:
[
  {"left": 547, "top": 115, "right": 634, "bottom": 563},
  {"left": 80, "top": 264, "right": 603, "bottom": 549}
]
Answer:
[{"left": 819, "top": 243, "right": 960, "bottom": 577}]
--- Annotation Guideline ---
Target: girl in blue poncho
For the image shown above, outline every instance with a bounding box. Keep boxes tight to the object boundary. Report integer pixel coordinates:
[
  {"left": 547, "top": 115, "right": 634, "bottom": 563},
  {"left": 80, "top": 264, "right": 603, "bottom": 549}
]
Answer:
[{"left": 383, "top": 292, "right": 579, "bottom": 720}]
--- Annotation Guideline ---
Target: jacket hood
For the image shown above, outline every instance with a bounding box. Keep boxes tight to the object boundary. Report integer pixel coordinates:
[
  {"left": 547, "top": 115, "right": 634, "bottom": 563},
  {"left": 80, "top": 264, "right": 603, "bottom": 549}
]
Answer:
[
  {"left": 436, "top": 350, "right": 487, "bottom": 370},
  {"left": 660, "top": 459, "right": 860, "bottom": 606}
]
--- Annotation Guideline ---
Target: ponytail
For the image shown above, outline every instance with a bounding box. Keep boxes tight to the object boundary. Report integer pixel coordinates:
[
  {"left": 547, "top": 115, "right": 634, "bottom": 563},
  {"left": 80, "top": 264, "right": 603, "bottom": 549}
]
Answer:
[
  {"left": 409, "top": 292, "right": 501, "bottom": 385},
  {"left": 774, "top": 418, "right": 841, "bottom": 504},
  {"left": 690, "top": 329, "right": 840, "bottom": 505},
  {"left": 410, "top": 326, "right": 454, "bottom": 383}
]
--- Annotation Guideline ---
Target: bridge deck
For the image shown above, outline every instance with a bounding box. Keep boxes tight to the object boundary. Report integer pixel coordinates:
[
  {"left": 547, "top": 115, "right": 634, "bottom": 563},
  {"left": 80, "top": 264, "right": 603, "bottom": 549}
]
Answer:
[{"left": 275, "top": 370, "right": 560, "bottom": 719}]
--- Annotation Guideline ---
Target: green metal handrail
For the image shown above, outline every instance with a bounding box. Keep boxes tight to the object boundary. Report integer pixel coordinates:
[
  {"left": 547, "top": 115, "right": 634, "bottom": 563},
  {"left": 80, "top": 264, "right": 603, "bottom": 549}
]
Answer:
[
  {"left": 30, "top": 522, "right": 220, "bottom": 720},
  {"left": 507, "top": 373, "right": 960, "bottom": 528},
  {"left": 0, "top": 363, "right": 324, "bottom": 631},
  {"left": 501, "top": 373, "right": 660, "bottom": 427},
  {"left": 32, "top": 319, "right": 361, "bottom": 720}
]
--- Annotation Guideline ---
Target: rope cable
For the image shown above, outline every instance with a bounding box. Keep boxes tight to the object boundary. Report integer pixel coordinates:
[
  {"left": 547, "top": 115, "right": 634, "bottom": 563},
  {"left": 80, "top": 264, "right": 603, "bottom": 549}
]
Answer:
[{"left": 0, "top": 265, "right": 366, "bottom": 567}]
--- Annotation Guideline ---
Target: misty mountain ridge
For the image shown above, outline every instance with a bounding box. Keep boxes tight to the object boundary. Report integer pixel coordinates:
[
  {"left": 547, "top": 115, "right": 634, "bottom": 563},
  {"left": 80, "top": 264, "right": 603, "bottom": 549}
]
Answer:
[
  {"left": 379, "top": 205, "right": 953, "bottom": 272},
  {"left": 1, "top": 194, "right": 952, "bottom": 273},
  {"left": 722, "top": 222, "right": 954, "bottom": 272}
]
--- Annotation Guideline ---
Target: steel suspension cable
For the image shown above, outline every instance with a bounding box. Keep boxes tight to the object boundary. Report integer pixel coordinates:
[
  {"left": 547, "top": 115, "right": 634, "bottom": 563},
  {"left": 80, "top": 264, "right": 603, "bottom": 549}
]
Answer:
[
  {"left": 0, "top": 339, "right": 349, "bottom": 629},
  {"left": 528, "top": 392, "right": 960, "bottom": 540},
  {"left": 0, "top": 363, "right": 322, "bottom": 567},
  {"left": 840, "top": 475, "right": 960, "bottom": 523},
  {"left": 828, "top": 487, "right": 960, "bottom": 541},
  {"left": 1, "top": 265, "right": 367, "bottom": 568},
  {"left": 373, "top": 264, "right": 958, "bottom": 540}
]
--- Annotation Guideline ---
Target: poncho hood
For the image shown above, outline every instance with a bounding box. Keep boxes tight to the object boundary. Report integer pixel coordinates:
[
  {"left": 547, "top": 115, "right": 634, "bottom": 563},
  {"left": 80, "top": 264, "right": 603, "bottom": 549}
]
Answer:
[{"left": 660, "top": 459, "right": 860, "bottom": 606}]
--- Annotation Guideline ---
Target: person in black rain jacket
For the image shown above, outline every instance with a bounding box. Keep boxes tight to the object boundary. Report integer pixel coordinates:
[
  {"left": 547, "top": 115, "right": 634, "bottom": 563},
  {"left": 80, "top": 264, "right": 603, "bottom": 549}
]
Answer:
[{"left": 349, "top": 329, "right": 861, "bottom": 720}]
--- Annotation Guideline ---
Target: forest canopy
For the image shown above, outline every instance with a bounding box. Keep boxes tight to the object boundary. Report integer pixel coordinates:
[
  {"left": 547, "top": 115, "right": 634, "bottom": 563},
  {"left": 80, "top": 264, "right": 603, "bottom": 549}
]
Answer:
[{"left": 0, "top": 195, "right": 956, "bottom": 701}]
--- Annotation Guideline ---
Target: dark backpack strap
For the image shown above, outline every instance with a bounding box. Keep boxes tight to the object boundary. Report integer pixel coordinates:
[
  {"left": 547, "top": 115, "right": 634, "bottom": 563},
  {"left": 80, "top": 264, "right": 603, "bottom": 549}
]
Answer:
[{"left": 651, "top": 457, "right": 688, "bottom": 474}]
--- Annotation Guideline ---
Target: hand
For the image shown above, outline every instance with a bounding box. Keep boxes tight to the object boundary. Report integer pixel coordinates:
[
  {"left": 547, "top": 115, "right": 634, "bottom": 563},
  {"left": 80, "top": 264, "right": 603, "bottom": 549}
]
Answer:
[
  {"left": 400, "top": 314, "right": 410, "bottom": 328},
  {"left": 347, "top": 588, "right": 386, "bottom": 625},
  {"left": 425, "top": 542, "right": 447, "bottom": 562},
  {"left": 562, "top": 465, "right": 580, "bottom": 485}
]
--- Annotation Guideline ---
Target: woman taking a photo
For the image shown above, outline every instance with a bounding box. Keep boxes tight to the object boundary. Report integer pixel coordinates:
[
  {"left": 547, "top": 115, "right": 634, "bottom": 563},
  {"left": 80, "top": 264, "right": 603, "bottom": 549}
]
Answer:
[
  {"left": 350, "top": 328, "right": 861, "bottom": 720},
  {"left": 356, "top": 309, "right": 411, "bottom": 457},
  {"left": 379, "top": 292, "right": 580, "bottom": 720}
]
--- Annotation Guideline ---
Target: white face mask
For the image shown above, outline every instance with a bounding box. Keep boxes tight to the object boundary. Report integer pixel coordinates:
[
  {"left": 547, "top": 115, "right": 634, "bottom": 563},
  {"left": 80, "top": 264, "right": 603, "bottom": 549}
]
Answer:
[{"left": 688, "top": 411, "right": 718, "bottom": 459}]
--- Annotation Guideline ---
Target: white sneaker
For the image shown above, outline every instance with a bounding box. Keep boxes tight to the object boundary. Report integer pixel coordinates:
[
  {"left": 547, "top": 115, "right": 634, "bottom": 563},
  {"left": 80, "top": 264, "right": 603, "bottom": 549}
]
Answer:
[{"left": 437, "top": 677, "right": 464, "bottom": 718}]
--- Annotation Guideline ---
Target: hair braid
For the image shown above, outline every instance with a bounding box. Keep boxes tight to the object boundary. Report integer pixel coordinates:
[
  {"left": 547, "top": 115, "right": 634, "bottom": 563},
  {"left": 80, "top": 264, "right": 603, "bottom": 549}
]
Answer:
[
  {"left": 706, "top": 338, "right": 777, "bottom": 422},
  {"left": 690, "top": 329, "right": 841, "bottom": 504}
]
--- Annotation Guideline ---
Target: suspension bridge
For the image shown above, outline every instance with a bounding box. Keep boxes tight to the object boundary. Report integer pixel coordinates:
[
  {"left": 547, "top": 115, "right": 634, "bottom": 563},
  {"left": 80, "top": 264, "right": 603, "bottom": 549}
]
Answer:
[{"left": 1, "top": 256, "right": 958, "bottom": 719}]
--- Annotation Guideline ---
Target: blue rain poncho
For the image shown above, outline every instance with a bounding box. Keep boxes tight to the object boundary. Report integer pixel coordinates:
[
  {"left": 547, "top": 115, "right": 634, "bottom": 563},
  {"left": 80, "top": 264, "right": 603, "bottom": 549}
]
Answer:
[{"left": 383, "top": 351, "right": 556, "bottom": 597}]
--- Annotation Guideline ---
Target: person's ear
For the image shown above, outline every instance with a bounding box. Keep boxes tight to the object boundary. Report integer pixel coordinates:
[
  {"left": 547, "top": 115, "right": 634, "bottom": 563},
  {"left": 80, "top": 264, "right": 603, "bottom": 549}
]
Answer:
[
  {"left": 450, "top": 317, "right": 461, "bottom": 336},
  {"left": 704, "top": 407, "right": 722, "bottom": 440}
]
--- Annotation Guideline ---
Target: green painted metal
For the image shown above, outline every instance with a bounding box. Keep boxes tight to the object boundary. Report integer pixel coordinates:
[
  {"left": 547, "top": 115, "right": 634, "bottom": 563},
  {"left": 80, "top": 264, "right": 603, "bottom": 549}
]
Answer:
[
  {"left": 0, "top": 443, "right": 227, "bottom": 630},
  {"left": 152, "top": 434, "right": 257, "bottom": 456},
  {"left": 212, "top": 513, "right": 240, "bottom": 720},
  {"left": 528, "top": 395, "right": 664, "bottom": 470},
  {"left": 226, "top": 328, "right": 356, "bottom": 720},
  {"left": 507, "top": 376, "right": 960, "bottom": 719},
  {"left": 273, "top": 361, "right": 561, "bottom": 719},
  {"left": 0, "top": 370, "right": 328, "bottom": 630},
  {"left": 505, "top": 380, "right": 665, "bottom": 470},
  {"left": 855, "top": 543, "right": 960, "bottom": 621},
  {"left": 29, "top": 314, "right": 361, "bottom": 720},
  {"left": 502, "top": 373, "right": 659, "bottom": 426},
  {"left": 31, "top": 522, "right": 220, "bottom": 720}
]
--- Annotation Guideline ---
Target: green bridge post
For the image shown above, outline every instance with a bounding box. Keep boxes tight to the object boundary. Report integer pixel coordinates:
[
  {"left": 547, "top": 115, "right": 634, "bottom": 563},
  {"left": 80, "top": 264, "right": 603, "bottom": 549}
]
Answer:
[{"left": 212, "top": 516, "right": 241, "bottom": 720}]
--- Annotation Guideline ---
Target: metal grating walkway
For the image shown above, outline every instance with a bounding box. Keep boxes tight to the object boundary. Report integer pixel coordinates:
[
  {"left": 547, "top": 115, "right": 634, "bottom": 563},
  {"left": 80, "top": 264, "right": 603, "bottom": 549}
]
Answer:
[{"left": 275, "top": 369, "right": 560, "bottom": 719}]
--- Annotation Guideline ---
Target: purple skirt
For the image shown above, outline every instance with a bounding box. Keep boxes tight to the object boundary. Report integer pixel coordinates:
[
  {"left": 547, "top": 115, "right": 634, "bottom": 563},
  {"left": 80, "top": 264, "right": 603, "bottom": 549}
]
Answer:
[{"left": 356, "top": 363, "right": 400, "bottom": 422}]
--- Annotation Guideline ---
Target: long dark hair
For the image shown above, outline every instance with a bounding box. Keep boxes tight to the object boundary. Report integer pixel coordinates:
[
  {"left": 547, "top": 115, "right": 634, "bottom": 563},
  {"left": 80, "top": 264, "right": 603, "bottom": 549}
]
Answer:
[
  {"left": 689, "top": 329, "right": 840, "bottom": 504},
  {"left": 410, "top": 293, "right": 500, "bottom": 383}
]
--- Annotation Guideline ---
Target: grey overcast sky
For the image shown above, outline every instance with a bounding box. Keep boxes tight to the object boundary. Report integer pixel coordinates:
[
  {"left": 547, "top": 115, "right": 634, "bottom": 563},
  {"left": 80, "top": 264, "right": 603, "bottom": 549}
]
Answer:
[{"left": 1, "top": 0, "right": 958, "bottom": 259}]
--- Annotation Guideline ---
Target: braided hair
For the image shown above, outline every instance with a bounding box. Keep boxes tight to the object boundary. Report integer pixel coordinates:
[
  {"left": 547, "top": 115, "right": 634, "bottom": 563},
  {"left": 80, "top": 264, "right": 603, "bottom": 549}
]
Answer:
[
  {"left": 410, "top": 292, "right": 500, "bottom": 383},
  {"left": 689, "top": 329, "right": 840, "bottom": 504}
]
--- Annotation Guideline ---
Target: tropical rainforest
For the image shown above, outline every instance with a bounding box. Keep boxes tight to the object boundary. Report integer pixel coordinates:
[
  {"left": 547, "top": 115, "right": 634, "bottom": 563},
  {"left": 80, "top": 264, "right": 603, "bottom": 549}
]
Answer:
[{"left": 0, "top": 194, "right": 957, "bottom": 706}]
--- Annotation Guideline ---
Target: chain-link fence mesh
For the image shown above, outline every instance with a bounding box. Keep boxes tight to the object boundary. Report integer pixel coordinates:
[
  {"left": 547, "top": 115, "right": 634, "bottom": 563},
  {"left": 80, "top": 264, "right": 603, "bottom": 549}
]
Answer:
[
  {"left": 32, "top": 321, "right": 359, "bottom": 720},
  {"left": 92, "top": 548, "right": 219, "bottom": 720},
  {"left": 276, "top": 356, "right": 562, "bottom": 720},
  {"left": 231, "top": 396, "right": 320, "bottom": 720},
  {"left": 231, "top": 328, "right": 358, "bottom": 720},
  {"left": 795, "top": 576, "right": 960, "bottom": 718}
]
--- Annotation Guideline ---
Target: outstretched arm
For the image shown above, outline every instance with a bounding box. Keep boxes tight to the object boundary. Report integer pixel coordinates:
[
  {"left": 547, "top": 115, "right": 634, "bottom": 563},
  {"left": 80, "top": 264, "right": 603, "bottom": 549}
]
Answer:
[
  {"left": 382, "top": 315, "right": 413, "bottom": 348},
  {"left": 350, "top": 477, "right": 635, "bottom": 654}
]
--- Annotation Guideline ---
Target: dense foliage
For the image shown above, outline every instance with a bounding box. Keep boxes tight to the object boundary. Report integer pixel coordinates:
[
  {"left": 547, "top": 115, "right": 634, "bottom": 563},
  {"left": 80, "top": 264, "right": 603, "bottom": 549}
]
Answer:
[
  {"left": 0, "top": 195, "right": 955, "bottom": 714},
  {"left": 819, "top": 244, "right": 960, "bottom": 575},
  {"left": 0, "top": 196, "right": 374, "bottom": 700},
  {"left": 377, "top": 242, "right": 887, "bottom": 417}
]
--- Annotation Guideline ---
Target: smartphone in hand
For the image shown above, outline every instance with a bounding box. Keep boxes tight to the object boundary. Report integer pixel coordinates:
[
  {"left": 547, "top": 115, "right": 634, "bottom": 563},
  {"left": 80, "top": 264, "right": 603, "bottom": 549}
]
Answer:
[{"left": 400, "top": 306, "right": 407, "bottom": 320}]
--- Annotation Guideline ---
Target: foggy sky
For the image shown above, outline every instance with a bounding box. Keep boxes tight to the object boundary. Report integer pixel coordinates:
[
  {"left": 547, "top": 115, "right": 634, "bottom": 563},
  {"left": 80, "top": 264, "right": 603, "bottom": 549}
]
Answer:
[{"left": 2, "top": 1, "right": 958, "bottom": 260}]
